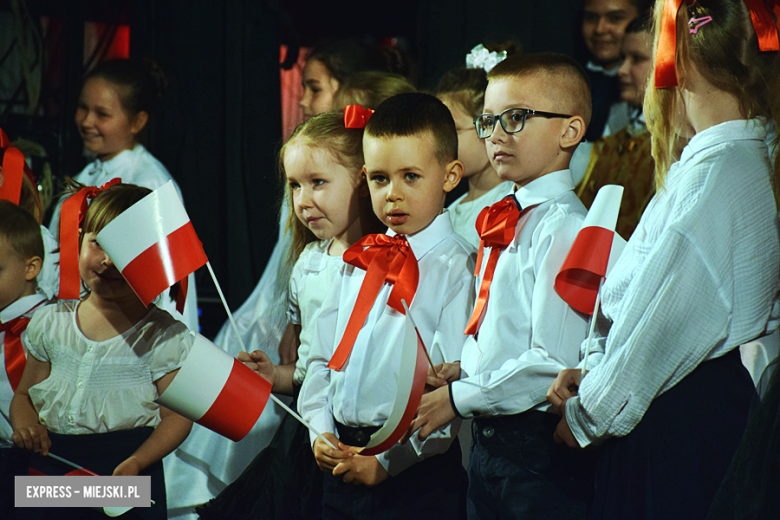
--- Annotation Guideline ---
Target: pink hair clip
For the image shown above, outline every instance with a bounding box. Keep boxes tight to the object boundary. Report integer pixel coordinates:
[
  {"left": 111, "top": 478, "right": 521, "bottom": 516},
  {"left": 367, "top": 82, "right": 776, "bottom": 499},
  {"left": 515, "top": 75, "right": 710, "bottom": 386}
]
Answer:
[{"left": 689, "top": 16, "right": 713, "bottom": 34}]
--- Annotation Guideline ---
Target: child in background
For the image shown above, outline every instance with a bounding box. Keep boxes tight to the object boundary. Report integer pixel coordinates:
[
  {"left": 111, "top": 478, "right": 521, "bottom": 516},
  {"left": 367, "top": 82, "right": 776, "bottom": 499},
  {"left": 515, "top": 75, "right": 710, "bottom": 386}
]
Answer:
[
  {"left": 410, "top": 53, "right": 594, "bottom": 519},
  {"left": 548, "top": 1, "right": 780, "bottom": 518},
  {"left": 300, "top": 92, "right": 474, "bottom": 520},
  {"left": 11, "top": 183, "right": 193, "bottom": 520},
  {"left": 435, "top": 42, "right": 519, "bottom": 247},
  {"left": 198, "top": 107, "right": 382, "bottom": 519},
  {"left": 332, "top": 71, "right": 415, "bottom": 111},
  {"left": 47, "top": 58, "right": 198, "bottom": 332}
]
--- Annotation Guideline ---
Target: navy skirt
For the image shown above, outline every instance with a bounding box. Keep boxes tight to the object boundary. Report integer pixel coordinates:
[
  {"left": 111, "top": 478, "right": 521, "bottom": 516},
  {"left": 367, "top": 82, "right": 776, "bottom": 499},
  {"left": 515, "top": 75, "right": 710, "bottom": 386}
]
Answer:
[{"left": 589, "top": 348, "right": 755, "bottom": 520}]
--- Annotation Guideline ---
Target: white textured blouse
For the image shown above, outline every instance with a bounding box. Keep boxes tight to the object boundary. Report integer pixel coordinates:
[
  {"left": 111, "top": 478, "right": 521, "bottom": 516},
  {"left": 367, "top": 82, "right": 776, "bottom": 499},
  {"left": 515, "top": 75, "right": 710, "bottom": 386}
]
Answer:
[
  {"left": 448, "top": 181, "right": 514, "bottom": 248},
  {"left": 287, "top": 239, "right": 344, "bottom": 385},
  {"left": 567, "top": 119, "right": 780, "bottom": 446},
  {"left": 24, "top": 300, "right": 192, "bottom": 434}
]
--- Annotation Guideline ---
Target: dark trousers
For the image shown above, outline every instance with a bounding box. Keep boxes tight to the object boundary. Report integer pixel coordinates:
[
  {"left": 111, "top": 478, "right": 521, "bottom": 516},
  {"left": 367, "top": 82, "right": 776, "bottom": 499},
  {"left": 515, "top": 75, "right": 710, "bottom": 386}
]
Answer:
[
  {"left": 322, "top": 423, "right": 467, "bottom": 520},
  {"left": 467, "top": 411, "right": 593, "bottom": 520}
]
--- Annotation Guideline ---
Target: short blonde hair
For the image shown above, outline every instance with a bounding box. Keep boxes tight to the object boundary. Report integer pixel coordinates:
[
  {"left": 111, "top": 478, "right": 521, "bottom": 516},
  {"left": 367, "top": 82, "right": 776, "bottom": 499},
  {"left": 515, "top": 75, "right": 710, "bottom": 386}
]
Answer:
[{"left": 333, "top": 71, "right": 416, "bottom": 110}]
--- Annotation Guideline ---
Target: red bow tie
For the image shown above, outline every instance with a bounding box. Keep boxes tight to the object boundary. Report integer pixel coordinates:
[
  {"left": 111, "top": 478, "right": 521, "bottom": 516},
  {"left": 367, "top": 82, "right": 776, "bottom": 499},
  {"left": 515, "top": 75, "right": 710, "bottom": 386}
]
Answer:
[
  {"left": 328, "top": 234, "right": 419, "bottom": 371},
  {"left": 465, "top": 198, "right": 538, "bottom": 335}
]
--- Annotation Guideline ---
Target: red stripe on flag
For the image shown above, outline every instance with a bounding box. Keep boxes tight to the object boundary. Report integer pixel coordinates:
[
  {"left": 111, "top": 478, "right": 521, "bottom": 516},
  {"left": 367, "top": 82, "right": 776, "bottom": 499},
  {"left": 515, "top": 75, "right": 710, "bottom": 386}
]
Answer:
[
  {"left": 554, "top": 226, "right": 614, "bottom": 315},
  {"left": 197, "top": 359, "right": 272, "bottom": 442},
  {"left": 120, "top": 221, "right": 208, "bottom": 306},
  {"left": 361, "top": 331, "right": 428, "bottom": 456}
]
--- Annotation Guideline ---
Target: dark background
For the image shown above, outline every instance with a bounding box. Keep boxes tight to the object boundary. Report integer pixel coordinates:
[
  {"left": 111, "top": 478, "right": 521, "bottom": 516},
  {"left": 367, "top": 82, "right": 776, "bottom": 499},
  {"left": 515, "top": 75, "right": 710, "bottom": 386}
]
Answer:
[{"left": 0, "top": 0, "right": 586, "bottom": 337}]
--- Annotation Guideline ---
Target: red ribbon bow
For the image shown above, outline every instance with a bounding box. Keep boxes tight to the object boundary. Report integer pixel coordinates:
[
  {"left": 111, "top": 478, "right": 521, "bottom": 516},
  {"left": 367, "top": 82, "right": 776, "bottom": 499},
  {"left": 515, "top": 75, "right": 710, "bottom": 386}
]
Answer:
[
  {"left": 465, "top": 198, "right": 538, "bottom": 335},
  {"left": 1, "top": 316, "right": 31, "bottom": 393},
  {"left": 344, "top": 105, "right": 374, "bottom": 129},
  {"left": 58, "top": 178, "right": 122, "bottom": 300},
  {"left": 328, "top": 234, "right": 419, "bottom": 371},
  {"left": 656, "top": 0, "right": 780, "bottom": 88},
  {"left": 0, "top": 128, "right": 29, "bottom": 205}
]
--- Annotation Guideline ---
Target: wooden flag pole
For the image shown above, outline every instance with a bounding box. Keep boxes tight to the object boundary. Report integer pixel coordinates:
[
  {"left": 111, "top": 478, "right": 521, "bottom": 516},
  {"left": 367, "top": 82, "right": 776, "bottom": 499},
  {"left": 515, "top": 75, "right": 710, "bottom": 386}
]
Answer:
[{"left": 205, "top": 262, "right": 337, "bottom": 450}]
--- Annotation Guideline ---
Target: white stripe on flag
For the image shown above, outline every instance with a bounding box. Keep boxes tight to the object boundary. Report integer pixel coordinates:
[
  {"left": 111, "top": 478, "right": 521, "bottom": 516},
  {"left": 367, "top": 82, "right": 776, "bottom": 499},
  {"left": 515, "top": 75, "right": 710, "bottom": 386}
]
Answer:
[
  {"left": 96, "top": 181, "right": 190, "bottom": 271},
  {"left": 157, "top": 333, "right": 233, "bottom": 420},
  {"left": 582, "top": 184, "right": 623, "bottom": 230}
]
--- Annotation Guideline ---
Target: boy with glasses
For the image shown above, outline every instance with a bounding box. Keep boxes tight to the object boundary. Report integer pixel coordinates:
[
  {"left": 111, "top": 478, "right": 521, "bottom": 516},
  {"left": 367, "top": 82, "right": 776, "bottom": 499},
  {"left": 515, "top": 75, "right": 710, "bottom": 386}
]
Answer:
[{"left": 409, "top": 53, "right": 595, "bottom": 519}]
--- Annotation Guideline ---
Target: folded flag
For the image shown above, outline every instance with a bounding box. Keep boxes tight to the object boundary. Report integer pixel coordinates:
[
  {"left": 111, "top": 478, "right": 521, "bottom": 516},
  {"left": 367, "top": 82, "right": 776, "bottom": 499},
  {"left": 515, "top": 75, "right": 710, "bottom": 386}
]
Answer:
[
  {"left": 96, "top": 181, "right": 206, "bottom": 313},
  {"left": 555, "top": 185, "right": 626, "bottom": 314},
  {"left": 361, "top": 309, "right": 428, "bottom": 455},
  {"left": 156, "top": 333, "right": 272, "bottom": 442}
]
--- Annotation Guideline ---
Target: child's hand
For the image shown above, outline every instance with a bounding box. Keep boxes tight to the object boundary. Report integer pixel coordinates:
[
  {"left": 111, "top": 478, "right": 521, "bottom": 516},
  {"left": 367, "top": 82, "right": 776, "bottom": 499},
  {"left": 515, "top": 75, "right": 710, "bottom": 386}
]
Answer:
[
  {"left": 553, "top": 410, "right": 583, "bottom": 450},
  {"left": 547, "top": 368, "right": 583, "bottom": 416},
  {"left": 12, "top": 424, "right": 51, "bottom": 456},
  {"left": 112, "top": 456, "right": 142, "bottom": 476},
  {"left": 426, "top": 362, "right": 460, "bottom": 388},
  {"left": 333, "top": 454, "right": 389, "bottom": 487},
  {"left": 237, "top": 350, "right": 275, "bottom": 386},
  {"left": 402, "top": 385, "right": 455, "bottom": 444},
  {"left": 313, "top": 432, "right": 352, "bottom": 472}
]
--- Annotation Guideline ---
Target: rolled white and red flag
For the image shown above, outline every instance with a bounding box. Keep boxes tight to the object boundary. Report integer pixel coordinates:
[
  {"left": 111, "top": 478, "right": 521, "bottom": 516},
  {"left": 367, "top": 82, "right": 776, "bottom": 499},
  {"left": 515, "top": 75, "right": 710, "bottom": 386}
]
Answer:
[
  {"left": 157, "top": 333, "right": 272, "bottom": 442},
  {"left": 96, "top": 181, "right": 206, "bottom": 313},
  {"left": 361, "top": 308, "right": 428, "bottom": 455},
  {"left": 555, "top": 185, "right": 626, "bottom": 315}
]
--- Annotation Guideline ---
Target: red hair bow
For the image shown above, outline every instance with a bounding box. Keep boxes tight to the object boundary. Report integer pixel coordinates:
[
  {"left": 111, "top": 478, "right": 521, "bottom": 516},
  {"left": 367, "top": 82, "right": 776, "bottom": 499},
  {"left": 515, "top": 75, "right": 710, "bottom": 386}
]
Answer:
[
  {"left": 656, "top": 0, "right": 780, "bottom": 89},
  {"left": 344, "top": 105, "right": 374, "bottom": 128},
  {"left": 58, "top": 178, "right": 122, "bottom": 300}
]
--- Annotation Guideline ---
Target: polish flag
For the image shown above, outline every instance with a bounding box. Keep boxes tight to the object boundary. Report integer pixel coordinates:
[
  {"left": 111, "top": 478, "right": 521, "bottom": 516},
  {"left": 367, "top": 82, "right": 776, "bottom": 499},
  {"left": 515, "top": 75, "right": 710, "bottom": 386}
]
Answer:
[
  {"left": 555, "top": 185, "right": 626, "bottom": 315},
  {"left": 157, "top": 333, "right": 272, "bottom": 442},
  {"left": 96, "top": 181, "right": 206, "bottom": 308},
  {"left": 361, "top": 310, "right": 428, "bottom": 455}
]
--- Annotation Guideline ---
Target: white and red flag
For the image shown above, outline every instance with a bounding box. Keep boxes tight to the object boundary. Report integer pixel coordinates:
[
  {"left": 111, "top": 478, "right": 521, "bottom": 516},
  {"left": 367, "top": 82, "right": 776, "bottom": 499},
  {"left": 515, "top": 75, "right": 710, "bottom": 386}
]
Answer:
[
  {"left": 96, "top": 181, "right": 206, "bottom": 313},
  {"left": 555, "top": 185, "right": 626, "bottom": 315},
  {"left": 361, "top": 308, "right": 429, "bottom": 455},
  {"left": 156, "top": 333, "right": 272, "bottom": 442}
]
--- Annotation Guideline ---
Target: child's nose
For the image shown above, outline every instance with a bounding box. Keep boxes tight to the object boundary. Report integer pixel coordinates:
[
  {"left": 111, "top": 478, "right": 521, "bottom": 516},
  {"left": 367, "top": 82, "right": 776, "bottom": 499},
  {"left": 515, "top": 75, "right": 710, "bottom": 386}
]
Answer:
[
  {"left": 387, "top": 183, "right": 403, "bottom": 201},
  {"left": 102, "top": 254, "right": 114, "bottom": 267},
  {"left": 297, "top": 187, "right": 314, "bottom": 207}
]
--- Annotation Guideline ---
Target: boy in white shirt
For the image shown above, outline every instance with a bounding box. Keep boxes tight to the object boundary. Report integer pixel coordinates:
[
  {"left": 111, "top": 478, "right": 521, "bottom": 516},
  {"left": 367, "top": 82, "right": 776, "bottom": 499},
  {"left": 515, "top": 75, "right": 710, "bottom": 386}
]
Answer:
[
  {"left": 299, "top": 92, "right": 475, "bottom": 520},
  {"left": 409, "top": 53, "right": 595, "bottom": 519}
]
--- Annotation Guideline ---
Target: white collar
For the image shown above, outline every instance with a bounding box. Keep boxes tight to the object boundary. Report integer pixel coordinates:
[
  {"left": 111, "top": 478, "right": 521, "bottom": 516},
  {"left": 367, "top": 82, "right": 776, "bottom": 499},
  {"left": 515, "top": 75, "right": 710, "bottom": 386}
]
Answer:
[
  {"left": 89, "top": 144, "right": 144, "bottom": 178},
  {"left": 586, "top": 60, "right": 620, "bottom": 77},
  {"left": 513, "top": 169, "right": 576, "bottom": 208},
  {"left": 676, "top": 119, "right": 767, "bottom": 179},
  {"left": 0, "top": 293, "right": 47, "bottom": 323},
  {"left": 387, "top": 211, "right": 454, "bottom": 261}
]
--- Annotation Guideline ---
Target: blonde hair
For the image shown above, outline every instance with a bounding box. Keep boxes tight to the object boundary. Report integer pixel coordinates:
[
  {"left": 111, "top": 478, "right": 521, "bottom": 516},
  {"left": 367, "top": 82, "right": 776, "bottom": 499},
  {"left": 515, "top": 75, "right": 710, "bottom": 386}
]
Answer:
[
  {"left": 332, "top": 71, "right": 416, "bottom": 110},
  {"left": 645, "top": 0, "right": 780, "bottom": 192},
  {"left": 278, "top": 110, "right": 366, "bottom": 266}
]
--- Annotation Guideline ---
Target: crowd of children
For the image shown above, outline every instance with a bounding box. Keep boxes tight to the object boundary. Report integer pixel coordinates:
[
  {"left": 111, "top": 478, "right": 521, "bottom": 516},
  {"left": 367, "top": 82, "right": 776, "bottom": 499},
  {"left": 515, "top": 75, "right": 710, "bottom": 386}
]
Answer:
[{"left": 1, "top": 0, "right": 779, "bottom": 519}]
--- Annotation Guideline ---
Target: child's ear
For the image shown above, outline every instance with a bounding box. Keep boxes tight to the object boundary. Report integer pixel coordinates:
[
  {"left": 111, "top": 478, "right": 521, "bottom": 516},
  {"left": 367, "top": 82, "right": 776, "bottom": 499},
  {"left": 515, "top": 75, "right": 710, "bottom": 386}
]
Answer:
[
  {"left": 25, "top": 256, "right": 42, "bottom": 282},
  {"left": 443, "top": 159, "right": 464, "bottom": 193},
  {"left": 358, "top": 168, "right": 370, "bottom": 197},
  {"left": 130, "top": 111, "right": 149, "bottom": 136},
  {"left": 560, "top": 116, "right": 587, "bottom": 149}
]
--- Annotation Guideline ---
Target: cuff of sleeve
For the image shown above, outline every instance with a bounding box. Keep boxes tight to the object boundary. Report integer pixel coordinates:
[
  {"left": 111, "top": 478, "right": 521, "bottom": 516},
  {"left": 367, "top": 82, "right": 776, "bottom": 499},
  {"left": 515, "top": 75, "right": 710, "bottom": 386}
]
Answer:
[
  {"left": 448, "top": 382, "right": 466, "bottom": 419},
  {"left": 577, "top": 352, "right": 605, "bottom": 372},
  {"left": 450, "top": 379, "right": 488, "bottom": 419},
  {"left": 307, "top": 411, "right": 337, "bottom": 448},
  {"left": 376, "top": 442, "right": 420, "bottom": 476},
  {"left": 565, "top": 396, "right": 601, "bottom": 448}
]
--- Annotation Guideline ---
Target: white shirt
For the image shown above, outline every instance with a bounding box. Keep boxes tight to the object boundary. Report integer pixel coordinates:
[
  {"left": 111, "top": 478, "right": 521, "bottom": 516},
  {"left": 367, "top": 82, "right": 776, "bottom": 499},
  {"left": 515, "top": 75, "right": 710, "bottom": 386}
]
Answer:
[
  {"left": 0, "top": 294, "right": 48, "bottom": 441},
  {"left": 288, "top": 239, "right": 344, "bottom": 385},
  {"left": 566, "top": 119, "right": 780, "bottom": 446},
  {"left": 47, "top": 144, "right": 198, "bottom": 332},
  {"left": 448, "top": 181, "right": 514, "bottom": 248},
  {"left": 24, "top": 300, "right": 192, "bottom": 434},
  {"left": 452, "top": 170, "right": 589, "bottom": 418},
  {"left": 37, "top": 226, "right": 59, "bottom": 300},
  {"left": 299, "top": 212, "right": 476, "bottom": 475}
]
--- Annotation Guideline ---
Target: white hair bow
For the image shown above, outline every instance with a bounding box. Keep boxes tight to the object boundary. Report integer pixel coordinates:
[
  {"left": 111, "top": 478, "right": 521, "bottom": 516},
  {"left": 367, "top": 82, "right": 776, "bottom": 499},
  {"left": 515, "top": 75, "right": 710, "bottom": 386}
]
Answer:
[{"left": 465, "top": 44, "right": 508, "bottom": 73}]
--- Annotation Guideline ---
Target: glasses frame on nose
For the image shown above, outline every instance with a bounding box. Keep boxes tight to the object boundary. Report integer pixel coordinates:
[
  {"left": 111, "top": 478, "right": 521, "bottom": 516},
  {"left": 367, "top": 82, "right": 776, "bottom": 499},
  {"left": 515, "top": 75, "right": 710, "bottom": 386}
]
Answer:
[{"left": 473, "top": 107, "right": 573, "bottom": 139}]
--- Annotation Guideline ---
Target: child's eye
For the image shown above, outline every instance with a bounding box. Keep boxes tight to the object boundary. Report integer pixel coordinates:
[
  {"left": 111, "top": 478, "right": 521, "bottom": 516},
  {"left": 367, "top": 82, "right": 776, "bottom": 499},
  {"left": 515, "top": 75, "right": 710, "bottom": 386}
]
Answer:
[
  {"left": 405, "top": 172, "right": 420, "bottom": 181},
  {"left": 312, "top": 179, "right": 326, "bottom": 186},
  {"left": 288, "top": 181, "right": 300, "bottom": 190},
  {"left": 370, "top": 174, "right": 388, "bottom": 184}
]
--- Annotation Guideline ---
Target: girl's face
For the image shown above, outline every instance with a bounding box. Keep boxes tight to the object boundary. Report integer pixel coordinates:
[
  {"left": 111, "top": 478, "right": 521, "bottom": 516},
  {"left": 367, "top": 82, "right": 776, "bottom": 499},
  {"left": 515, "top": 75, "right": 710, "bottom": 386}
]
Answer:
[
  {"left": 75, "top": 78, "right": 144, "bottom": 161},
  {"left": 440, "top": 96, "right": 491, "bottom": 178},
  {"left": 285, "top": 143, "right": 364, "bottom": 250},
  {"left": 618, "top": 32, "right": 653, "bottom": 106},
  {"left": 299, "top": 59, "right": 340, "bottom": 120},
  {"left": 79, "top": 231, "right": 136, "bottom": 301}
]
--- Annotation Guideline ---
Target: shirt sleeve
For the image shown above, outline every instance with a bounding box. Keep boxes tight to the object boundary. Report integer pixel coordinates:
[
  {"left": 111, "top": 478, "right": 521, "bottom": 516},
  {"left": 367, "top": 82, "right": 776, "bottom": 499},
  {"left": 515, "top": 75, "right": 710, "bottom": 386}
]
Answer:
[
  {"left": 453, "top": 209, "right": 588, "bottom": 417},
  {"left": 21, "top": 306, "right": 52, "bottom": 362},
  {"left": 287, "top": 255, "right": 303, "bottom": 326},
  {"left": 149, "top": 317, "right": 194, "bottom": 381},
  {"left": 566, "top": 228, "right": 731, "bottom": 446}
]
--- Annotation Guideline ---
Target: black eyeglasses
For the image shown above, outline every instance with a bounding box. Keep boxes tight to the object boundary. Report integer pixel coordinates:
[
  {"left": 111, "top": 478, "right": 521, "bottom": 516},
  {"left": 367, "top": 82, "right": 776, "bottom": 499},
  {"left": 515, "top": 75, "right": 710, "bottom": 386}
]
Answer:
[{"left": 473, "top": 107, "right": 572, "bottom": 138}]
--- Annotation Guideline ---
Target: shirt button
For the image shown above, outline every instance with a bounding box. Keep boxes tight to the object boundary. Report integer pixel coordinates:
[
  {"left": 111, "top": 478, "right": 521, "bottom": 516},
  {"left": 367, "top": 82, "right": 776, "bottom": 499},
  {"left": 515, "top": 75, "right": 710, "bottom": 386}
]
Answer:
[
  {"left": 87, "top": 346, "right": 93, "bottom": 352},
  {"left": 68, "top": 415, "right": 74, "bottom": 422},
  {"left": 77, "top": 381, "right": 84, "bottom": 388},
  {"left": 482, "top": 426, "right": 494, "bottom": 438}
]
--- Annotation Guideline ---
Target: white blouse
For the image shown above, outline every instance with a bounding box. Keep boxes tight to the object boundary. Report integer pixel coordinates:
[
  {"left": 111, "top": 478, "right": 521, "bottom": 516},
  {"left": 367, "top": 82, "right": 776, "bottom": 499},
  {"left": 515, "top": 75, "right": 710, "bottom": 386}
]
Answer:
[
  {"left": 567, "top": 119, "right": 780, "bottom": 446},
  {"left": 448, "top": 181, "right": 514, "bottom": 248},
  {"left": 24, "top": 300, "right": 193, "bottom": 434},
  {"left": 287, "top": 239, "right": 344, "bottom": 385}
]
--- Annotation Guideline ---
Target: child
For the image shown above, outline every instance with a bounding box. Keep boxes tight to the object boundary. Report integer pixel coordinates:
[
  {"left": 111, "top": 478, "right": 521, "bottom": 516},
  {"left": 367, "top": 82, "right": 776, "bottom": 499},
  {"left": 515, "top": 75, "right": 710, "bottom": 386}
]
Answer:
[
  {"left": 11, "top": 182, "right": 193, "bottom": 520},
  {"left": 47, "top": 58, "right": 198, "bottom": 332},
  {"left": 332, "top": 71, "right": 415, "bottom": 111},
  {"left": 410, "top": 53, "right": 594, "bottom": 519},
  {"left": 197, "top": 107, "right": 383, "bottom": 519},
  {"left": 299, "top": 92, "right": 475, "bottom": 520},
  {"left": 547, "top": 1, "right": 780, "bottom": 518},
  {"left": 435, "top": 43, "right": 518, "bottom": 247}
]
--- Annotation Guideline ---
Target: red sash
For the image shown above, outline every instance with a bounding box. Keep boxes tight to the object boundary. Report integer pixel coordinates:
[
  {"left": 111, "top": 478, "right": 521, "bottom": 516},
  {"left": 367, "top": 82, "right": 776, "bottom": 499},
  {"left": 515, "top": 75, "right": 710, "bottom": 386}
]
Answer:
[{"left": 2, "top": 316, "right": 31, "bottom": 392}]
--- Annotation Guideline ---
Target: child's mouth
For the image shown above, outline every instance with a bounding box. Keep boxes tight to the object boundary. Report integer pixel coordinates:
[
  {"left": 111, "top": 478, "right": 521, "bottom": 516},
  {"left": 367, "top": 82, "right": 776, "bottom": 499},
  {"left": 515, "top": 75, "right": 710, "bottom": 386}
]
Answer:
[{"left": 387, "top": 211, "right": 408, "bottom": 225}]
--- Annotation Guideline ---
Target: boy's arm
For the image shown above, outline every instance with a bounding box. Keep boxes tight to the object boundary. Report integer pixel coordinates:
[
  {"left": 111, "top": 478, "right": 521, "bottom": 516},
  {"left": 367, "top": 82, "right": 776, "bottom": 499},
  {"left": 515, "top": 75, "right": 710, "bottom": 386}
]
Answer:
[{"left": 11, "top": 355, "right": 52, "bottom": 455}]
